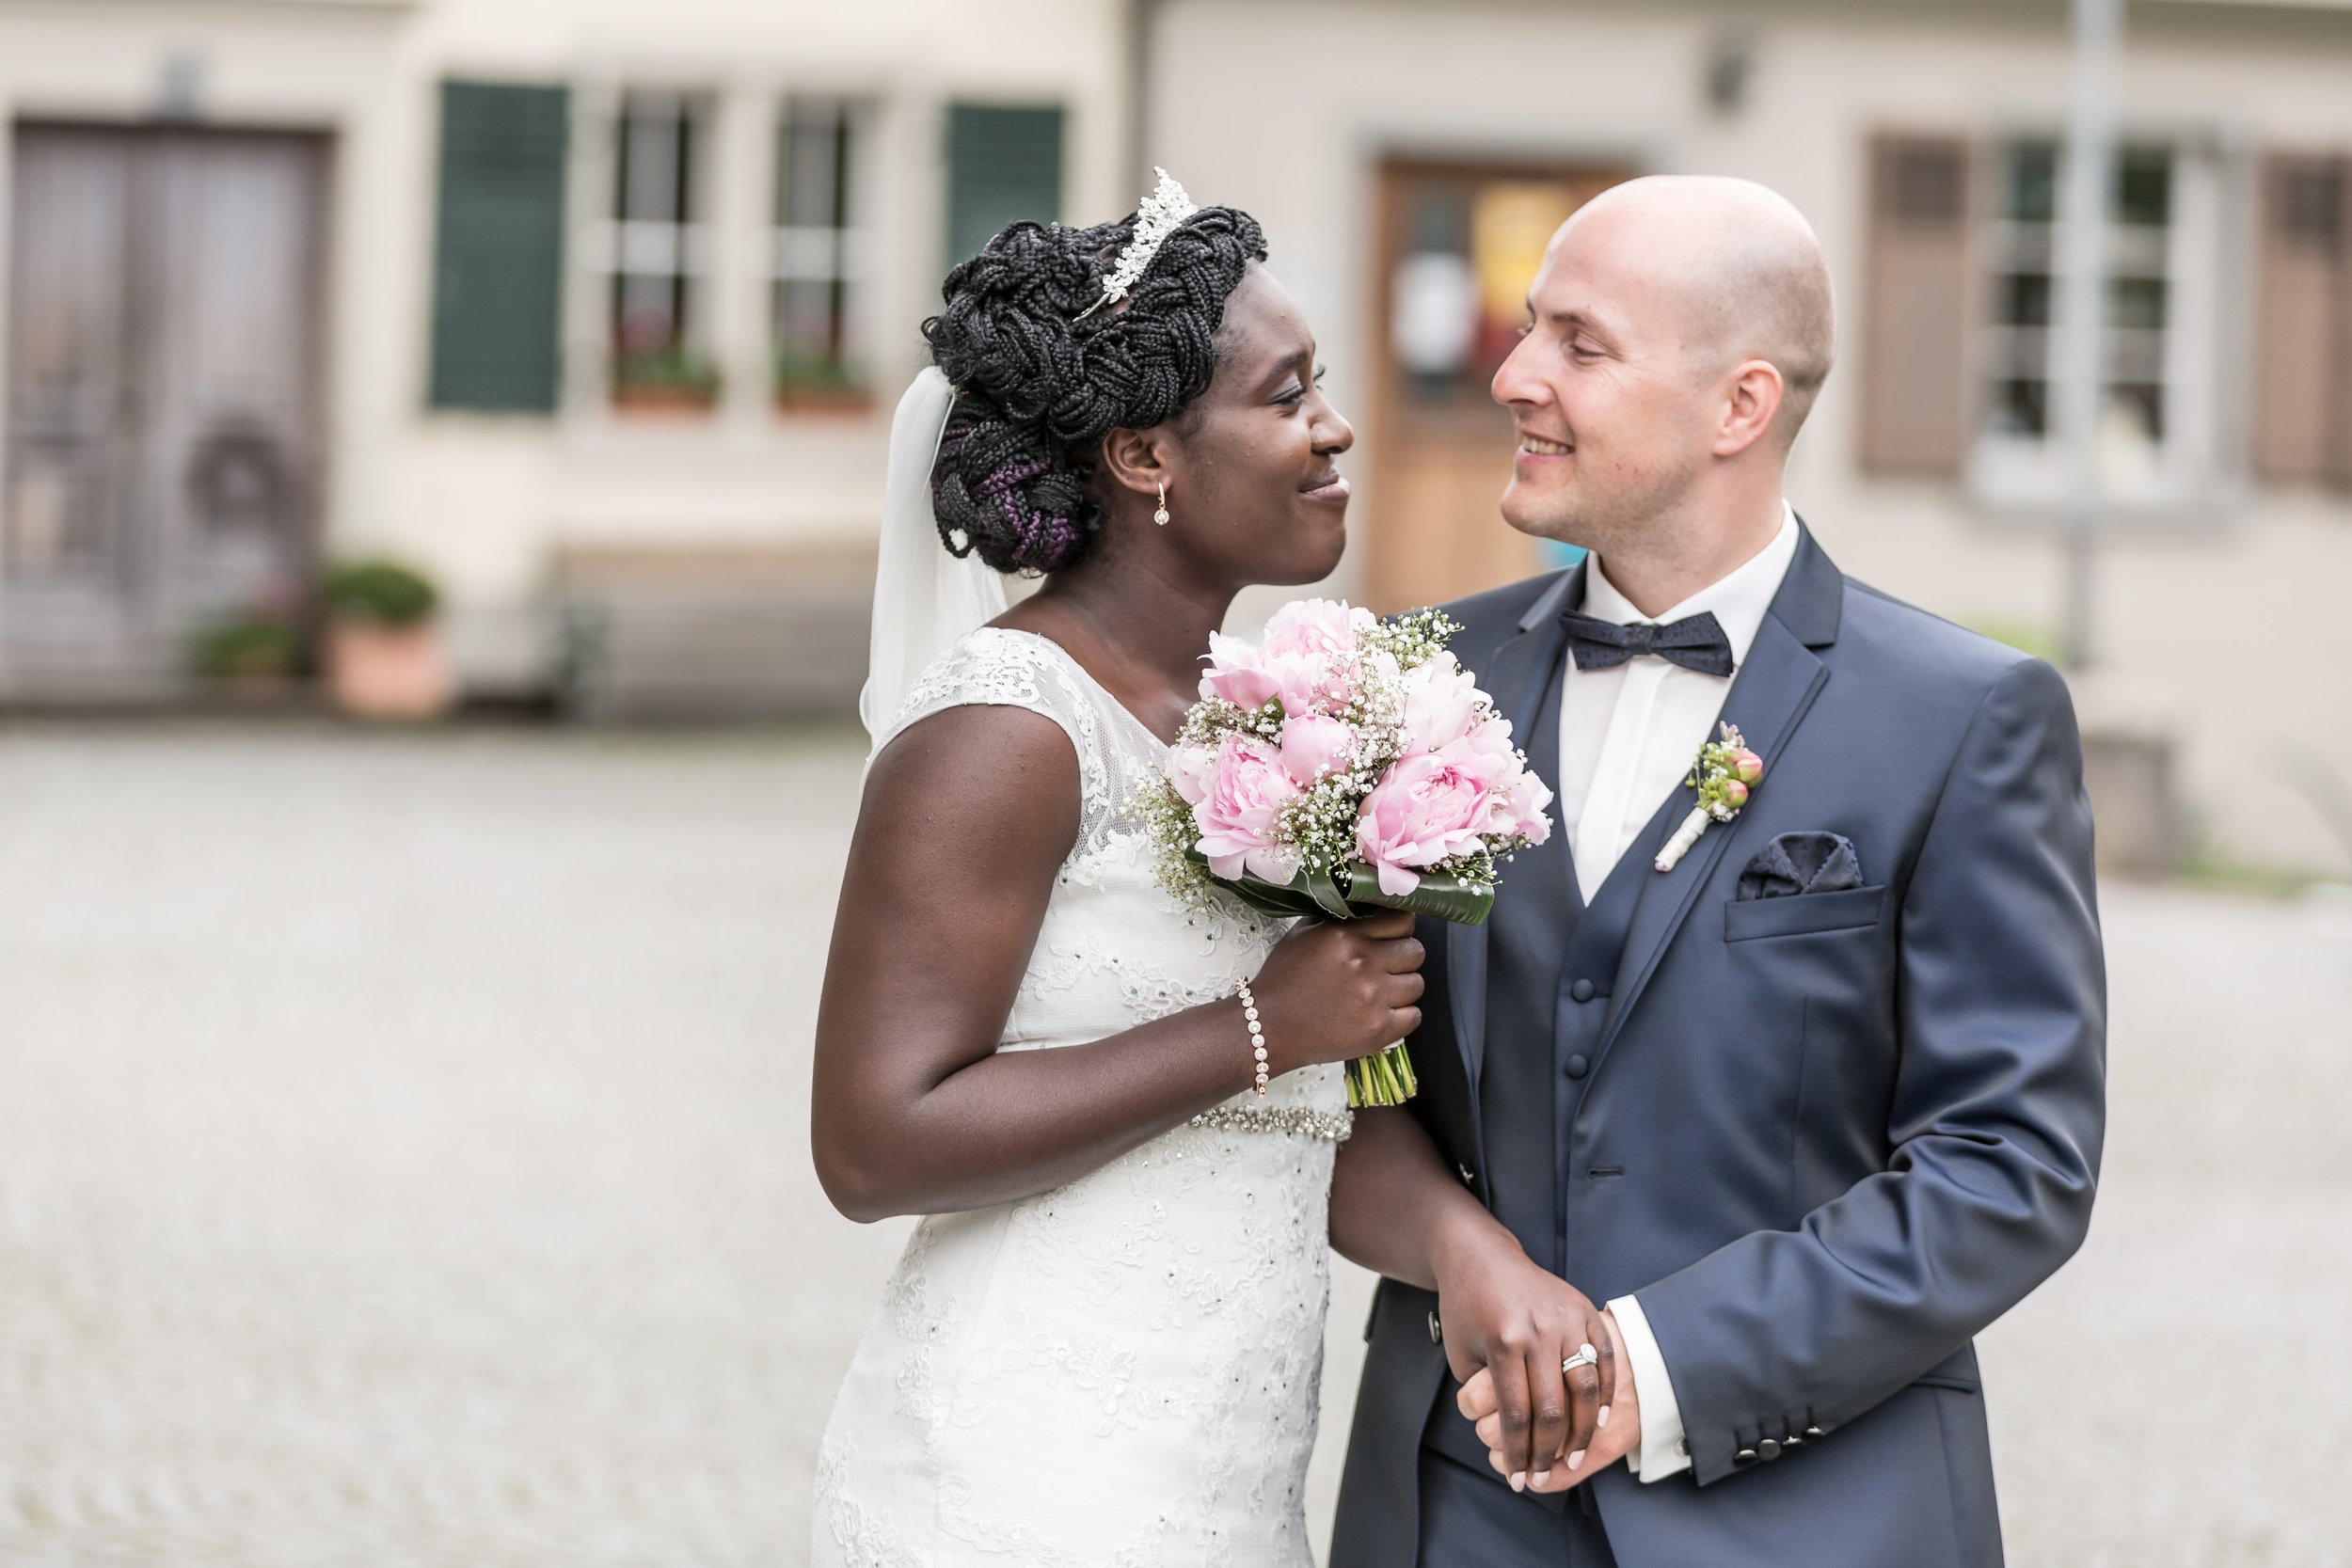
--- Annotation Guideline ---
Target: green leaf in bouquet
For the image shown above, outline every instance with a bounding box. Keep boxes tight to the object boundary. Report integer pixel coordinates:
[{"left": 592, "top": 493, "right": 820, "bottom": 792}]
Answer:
[
  {"left": 1222, "top": 877, "right": 1328, "bottom": 920},
  {"left": 1184, "top": 848, "right": 1495, "bottom": 928},
  {"left": 1337, "top": 864, "right": 1496, "bottom": 927},
  {"left": 1181, "top": 848, "right": 1327, "bottom": 919},
  {"left": 1298, "top": 863, "right": 1357, "bottom": 921}
]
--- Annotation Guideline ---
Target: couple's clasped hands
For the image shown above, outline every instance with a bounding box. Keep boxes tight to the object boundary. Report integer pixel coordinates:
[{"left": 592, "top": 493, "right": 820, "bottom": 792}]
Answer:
[
  {"left": 1259, "top": 911, "right": 1638, "bottom": 1493},
  {"left": 1438, "top": 1227, "right": 1640, "bottom": 1493},
  {"left": 1256, "top": 914, "right": 1637, "bottom": 1491}
]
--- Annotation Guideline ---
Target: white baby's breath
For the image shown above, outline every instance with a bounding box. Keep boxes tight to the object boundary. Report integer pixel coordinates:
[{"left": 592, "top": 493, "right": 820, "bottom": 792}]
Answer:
[{"left": 1145, "top": 605, "right": 1538, "bottom": 907}]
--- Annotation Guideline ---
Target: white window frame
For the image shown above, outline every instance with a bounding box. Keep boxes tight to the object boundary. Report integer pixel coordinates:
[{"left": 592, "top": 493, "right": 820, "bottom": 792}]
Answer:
[
  {"left": 592, "top": 90, "right": 719, "bottom": 400},
  {"left": 771, "top": 96, "right": 879, "bottom": 404},
  {"left": 1966, "top": 129, "right": 2243, "bottom": 519}
]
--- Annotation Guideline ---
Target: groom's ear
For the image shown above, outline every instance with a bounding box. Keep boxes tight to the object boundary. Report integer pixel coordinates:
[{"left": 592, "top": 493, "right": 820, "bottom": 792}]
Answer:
[
  {"left": 1712, "top": 358, "right": 1787, "bottom": 459},
  {"left": 1098, "top": 426, "right": 1171, "bottom": 499}
]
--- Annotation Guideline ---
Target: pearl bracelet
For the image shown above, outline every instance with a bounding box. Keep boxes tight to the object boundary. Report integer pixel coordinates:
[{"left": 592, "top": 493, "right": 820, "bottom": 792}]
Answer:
[{"left": 1235, "top": 977, "right": 1270, "bottom": 1096}]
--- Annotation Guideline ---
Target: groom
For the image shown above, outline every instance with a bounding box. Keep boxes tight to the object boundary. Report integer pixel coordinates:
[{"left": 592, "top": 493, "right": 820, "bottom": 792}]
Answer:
[{"left": 1327, "top": 177, "right": 2105, "bottom": 1567}]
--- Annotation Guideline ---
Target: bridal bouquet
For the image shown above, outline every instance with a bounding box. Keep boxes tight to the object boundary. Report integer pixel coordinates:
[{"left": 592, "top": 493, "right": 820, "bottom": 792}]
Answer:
[{"left": 1144, "top": 600, "right": 1553, "bottom": 1107}]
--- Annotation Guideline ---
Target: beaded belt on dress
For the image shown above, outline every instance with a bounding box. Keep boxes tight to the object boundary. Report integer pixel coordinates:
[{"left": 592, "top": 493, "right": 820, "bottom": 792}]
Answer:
[{"left": 1186, "top": 1105, "right": 1355, "bottom": 1142}]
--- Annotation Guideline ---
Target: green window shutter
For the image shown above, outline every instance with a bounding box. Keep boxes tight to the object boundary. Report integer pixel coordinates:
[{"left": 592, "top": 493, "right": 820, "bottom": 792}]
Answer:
[
  {"left": 945, "top": 103, "right": 1064, "bottom": 267},
  {"left": 430, "top": 81, "right": 569, "bottom": 412}
]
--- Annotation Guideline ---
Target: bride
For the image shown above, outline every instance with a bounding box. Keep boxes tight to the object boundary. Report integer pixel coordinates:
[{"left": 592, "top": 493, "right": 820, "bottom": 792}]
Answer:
[{"left": 809, "top": 182, "right": 1425, "bottom": 1565}]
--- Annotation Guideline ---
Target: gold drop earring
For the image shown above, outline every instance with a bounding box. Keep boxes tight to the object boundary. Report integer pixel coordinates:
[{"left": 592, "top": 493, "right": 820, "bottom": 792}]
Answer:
[{"left": 1153, "top": 481, "right": 1170, "bottom": 527}]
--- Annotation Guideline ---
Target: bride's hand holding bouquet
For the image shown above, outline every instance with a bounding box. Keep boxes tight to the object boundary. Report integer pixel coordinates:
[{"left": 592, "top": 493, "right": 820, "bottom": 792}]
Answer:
[{"left": 1147, "top": 598, "right": 1554, "bottom": 1106}]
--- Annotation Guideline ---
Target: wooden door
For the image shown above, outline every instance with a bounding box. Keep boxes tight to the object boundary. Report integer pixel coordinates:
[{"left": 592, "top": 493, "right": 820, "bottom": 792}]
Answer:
[
  {"left": 1366, "top": 161, "right": 1629, "bottom": 613},
  {"left": 5, "top": 124, "right": 326, "bottom": 693}
]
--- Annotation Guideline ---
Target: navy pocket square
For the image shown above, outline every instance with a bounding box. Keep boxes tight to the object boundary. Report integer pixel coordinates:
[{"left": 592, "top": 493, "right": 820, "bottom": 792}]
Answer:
[{"left": 1736, "top": 832, "right": 1864, "bottom": 900}]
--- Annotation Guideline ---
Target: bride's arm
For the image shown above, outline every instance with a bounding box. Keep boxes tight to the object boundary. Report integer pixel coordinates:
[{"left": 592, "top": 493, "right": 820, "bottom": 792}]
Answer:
[
  {"left": 1332, "top": 1108, "right": 1621, "bottom": 1490},
  {"left": 811, "top": 703, "right": 1422, "bottom": 1223}
]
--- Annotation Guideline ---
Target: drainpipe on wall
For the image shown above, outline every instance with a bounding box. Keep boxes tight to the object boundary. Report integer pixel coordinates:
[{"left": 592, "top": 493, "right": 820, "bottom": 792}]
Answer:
[
  {"left": 1127, "top": 0, "right": 1163, "bottom": 189},
  {"left": 2055, "top": 0, "right": 2122, "bottom": 672}
]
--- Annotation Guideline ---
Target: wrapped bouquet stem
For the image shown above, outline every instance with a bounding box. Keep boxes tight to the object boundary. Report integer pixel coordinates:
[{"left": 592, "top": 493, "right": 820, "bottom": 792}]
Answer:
[{"left": 1146, "top": 600, "right": 1555, "bottom": 1106}]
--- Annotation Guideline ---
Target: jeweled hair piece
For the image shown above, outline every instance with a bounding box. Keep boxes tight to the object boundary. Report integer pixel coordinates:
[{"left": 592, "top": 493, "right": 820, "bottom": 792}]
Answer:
[
  {"left": 1076, "top": 168, "right": 1200, "bottom": 318},
  {"left": 923, "top": 185, "right": 1263, "bottom": 574}
]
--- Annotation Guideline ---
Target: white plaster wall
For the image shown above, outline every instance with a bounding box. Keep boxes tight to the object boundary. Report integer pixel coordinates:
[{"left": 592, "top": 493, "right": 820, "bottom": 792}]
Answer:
[
  {"left": 1152, "top": 0, "right": 2352, "bottom": 875},
  {"left": 4, "top": 0, "right": 2346, "bottom": 868},
  {"left": 0, "top": 0, "right": 1129, "bottom": 676},
  {"left": 383, "top": 0, "right": 1133, "bottom": 609}
]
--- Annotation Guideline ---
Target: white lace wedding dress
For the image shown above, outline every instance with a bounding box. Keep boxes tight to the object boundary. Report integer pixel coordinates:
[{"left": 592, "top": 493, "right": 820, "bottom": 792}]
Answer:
[{"left": 814, "top": 626, "right": 1351, "bottom": 1568}]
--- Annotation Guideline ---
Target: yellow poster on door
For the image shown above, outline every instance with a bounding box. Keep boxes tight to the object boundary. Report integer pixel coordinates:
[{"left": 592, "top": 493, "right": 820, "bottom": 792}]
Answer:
[{"left": 1470, "top": 182, "right": 1578, "bottom": 328}]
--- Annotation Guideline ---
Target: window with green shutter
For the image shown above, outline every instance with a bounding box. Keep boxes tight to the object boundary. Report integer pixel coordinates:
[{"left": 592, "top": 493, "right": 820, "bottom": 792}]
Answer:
[
  {"left": 944, "top": 104, "right": 1064, "bottom": 267},
  {"left": 430, "top": 81, "right": 569, "bottom": 413}
]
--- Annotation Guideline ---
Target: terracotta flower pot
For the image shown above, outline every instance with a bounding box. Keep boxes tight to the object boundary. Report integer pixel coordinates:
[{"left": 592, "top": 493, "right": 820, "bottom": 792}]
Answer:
[{"left": 327, "top": 619, "right": 453, "bottom": 721}]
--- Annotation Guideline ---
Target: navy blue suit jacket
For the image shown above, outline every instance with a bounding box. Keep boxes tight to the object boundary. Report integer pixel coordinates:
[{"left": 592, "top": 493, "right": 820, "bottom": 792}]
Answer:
[{"left": 1333, "top": 528, "right": 2106, "bottom": 1568}]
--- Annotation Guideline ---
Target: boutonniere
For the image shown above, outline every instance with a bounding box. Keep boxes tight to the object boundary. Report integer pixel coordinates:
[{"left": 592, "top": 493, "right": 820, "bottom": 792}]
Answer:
[{"left": 1655, "top": 722, "right": 1764, "bottom": 872}]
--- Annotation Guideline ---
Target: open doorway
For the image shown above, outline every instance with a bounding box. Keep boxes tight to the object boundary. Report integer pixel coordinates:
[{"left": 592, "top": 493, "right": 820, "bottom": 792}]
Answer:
[
  {"left": 5, "top": 123, "right": 328, "bottom": 696},
  {"left": 1366, "top": 159, "right": 1629, "bottom": 613}
]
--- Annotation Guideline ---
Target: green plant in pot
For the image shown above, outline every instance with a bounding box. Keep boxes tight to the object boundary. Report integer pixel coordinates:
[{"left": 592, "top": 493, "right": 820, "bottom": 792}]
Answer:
[
  {"left": 194, "top": 611, "right": 304, "bottom": 695},
  {"left": 323, "top": 558, "right": 452, "bottom": 720},
  {"left": 773, "top": 353, "right": 869, "bottom": 412},
  {"left": 612, "top": 348, "right": 723, "bottom": 410}
]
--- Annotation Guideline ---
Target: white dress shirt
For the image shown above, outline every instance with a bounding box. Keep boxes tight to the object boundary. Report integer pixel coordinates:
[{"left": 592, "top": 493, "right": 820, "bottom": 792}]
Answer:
[{"left": 1555, "top": 502, "right": 1802, "bottom": 1482}]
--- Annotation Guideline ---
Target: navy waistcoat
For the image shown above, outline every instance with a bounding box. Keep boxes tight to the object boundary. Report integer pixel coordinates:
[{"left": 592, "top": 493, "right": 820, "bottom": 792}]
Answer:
[{"left": 1477, "top": 639, "right": 1695, "bottom": 1277}]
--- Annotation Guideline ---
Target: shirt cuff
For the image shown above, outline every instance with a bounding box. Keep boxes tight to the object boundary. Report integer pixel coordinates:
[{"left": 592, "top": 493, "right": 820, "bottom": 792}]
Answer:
[{"left": 1607, "top": 1294, "right": 1691, "bottom": 1482}]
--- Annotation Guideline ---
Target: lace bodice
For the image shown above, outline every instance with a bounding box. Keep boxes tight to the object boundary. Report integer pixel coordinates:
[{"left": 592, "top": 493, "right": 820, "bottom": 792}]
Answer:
[
  {"left": 881, "top": 626, "right": 1141, "bottom": 867},
  {"left": 818, "top": 626, "right": 1347, "bottom": 1568}
]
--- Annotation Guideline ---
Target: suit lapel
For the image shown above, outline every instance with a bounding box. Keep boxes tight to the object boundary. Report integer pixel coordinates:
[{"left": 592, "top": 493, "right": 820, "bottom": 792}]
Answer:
[
  {"left": 1448, "top": 567, "right": 1579, "bottom": 1105},
  {"left": 1591, "top": 531, "right": 1842, "bottom": 1070}
]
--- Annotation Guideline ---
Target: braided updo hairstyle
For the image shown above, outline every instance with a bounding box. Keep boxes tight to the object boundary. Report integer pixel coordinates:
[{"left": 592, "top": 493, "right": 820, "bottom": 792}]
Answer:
[{"left": 923, "top": 204, "right": 1267, "bottom": 575}]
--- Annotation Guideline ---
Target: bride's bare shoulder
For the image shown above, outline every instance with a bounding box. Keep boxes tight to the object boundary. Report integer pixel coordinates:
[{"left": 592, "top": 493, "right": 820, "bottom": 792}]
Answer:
[{"left": 859, "top": 695, "right": 1081, "bottom": 869}]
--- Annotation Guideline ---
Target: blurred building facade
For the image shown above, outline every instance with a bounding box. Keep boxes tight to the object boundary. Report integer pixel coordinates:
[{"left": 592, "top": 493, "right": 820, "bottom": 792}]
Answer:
[
  {"left": 2, "top": 0, "right": 2348, "bottom": 874},
  {"left": 0, "top": 0, "right": 1127, "bottom": 718},
  {"left": 1168, "top": 0, "right": 2352, "bottom": 879}
]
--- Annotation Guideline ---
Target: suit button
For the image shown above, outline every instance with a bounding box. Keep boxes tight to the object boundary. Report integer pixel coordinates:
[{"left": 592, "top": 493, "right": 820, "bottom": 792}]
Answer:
[
  {"left": 1756, "top": 1438, "right": 1782, "bottom": 1462},
  {"left": 1427, "top": 1311, "right": 1443, "bottom": 1344},
  {"left": 1564, "top": 1054, "right": 1590, "bottom": 1079},
  {"left": 1569, "top": 978, "right": 1596, "bottom": 1003},
  {"left": 1735, "top": 1448, "right": 1758, "bottom": 1465},
  {"left": 1804, "top": 1425, "right": 1825, "bottom": 1438}
]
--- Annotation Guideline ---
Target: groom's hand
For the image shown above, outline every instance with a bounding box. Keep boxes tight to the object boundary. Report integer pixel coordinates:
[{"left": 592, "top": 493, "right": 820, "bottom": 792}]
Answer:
[
  {"left": 1463, "top": 1307, "right": 1641, "bottom": 1490},
  {"left": 1432, "top": 1222, "right": 1617, "bottom": 1493}
]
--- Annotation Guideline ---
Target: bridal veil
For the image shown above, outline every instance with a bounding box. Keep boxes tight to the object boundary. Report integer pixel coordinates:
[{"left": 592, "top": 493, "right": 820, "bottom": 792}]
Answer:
[{"left": 858, "top": 366, "right": 1008, "bottom": 761}]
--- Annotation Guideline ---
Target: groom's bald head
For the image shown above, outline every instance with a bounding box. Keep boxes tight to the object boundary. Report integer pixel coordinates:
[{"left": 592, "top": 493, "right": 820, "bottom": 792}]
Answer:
[
  {"left": 1552, "top": 176, "right": 1836, "bottom": 446},
  {"left": 1492, "top": 177, "right": 1836, "bottom": 597}
]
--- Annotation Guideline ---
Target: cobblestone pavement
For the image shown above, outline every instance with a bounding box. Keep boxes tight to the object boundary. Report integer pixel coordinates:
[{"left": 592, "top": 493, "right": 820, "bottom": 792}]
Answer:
[{"left": 0, "top": 726, "right": 2345, "bottom": 1567}]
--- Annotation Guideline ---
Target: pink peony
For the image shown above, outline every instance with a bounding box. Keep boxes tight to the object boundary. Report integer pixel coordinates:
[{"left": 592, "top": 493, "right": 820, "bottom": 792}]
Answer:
[
  {"left": 1259, "top": 597, "right": 1369, "bottom": 664},
  {"left": 1489, "top": 759, "right": 1555, "bottom": 845},
  {"left": 1259, "top": 598, "right": 1376, "bottom": 716},
  {"left": 1196, "top": 598, "right": 1379, "bottom": 718},
  {"left": 1432, "top": 719, "right": 1552, "bottom": 844},
  {"left": 1199, "top": 630, "right": 1279, "bottom": 710},
  {"left": 1192, "top": 734, "right": 1303, "bottom": 883},
  {"left": 1400, "top": 652, "right": 1484, "bottom": 753},
  {"left": 1354, "top": 751, "right": 1497, "bottom": 896},
  {"left": 1167, "top": 740, "right": 1221, "bottom": 806},
  {"left": 1278, "top": 712, "right": 1356, "bottom": 786},
  {"left": 1435, "top": 714, "right": 1521, "bottom": 788}
]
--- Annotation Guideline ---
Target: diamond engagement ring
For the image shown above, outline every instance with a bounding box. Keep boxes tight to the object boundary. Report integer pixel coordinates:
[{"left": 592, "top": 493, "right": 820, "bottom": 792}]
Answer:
[{"left": 1562, "top": 1343, "right": 1598, "bottom": 1374}]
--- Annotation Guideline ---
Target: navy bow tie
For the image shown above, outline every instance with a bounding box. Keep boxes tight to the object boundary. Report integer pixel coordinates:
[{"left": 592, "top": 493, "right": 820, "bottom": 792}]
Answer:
[{"left": 1561, "top": 610, "right": 1736, "bottom": 677}]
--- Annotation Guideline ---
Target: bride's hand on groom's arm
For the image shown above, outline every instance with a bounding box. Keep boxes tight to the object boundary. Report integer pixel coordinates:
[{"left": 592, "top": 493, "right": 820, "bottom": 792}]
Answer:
[
  {"left": 1430, "top": 1220, "right": 1619, "bottom": 1494},
  {"left": 1329, "top": 1112, "right": 1616, "bottom": 1492},
  {"left": 1462, "top": 1307, "right": 1640, "bottom": 1491}
]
